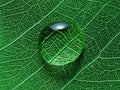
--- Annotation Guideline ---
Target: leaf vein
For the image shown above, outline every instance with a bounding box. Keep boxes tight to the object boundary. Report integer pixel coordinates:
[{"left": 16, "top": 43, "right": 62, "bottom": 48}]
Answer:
[{"left": 0, "top": 0, "right": 64, "bottom": 52}]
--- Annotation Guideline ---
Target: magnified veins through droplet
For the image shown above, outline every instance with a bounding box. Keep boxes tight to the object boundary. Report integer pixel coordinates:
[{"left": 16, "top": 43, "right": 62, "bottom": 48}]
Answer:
[{"left": 39, "top": 21, "right": 85, "bottom": 66}]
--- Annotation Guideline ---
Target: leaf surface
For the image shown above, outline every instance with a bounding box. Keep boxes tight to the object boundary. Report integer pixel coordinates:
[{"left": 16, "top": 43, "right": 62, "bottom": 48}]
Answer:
[{"left": 0, "top": 0, "right": 120, "bottom": 90}]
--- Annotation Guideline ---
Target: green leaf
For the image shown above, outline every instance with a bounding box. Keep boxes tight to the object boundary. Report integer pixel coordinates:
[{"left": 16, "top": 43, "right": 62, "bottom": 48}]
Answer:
[
  {"left": 40, "top": 21, "right": 84, "bottom": 66},
  {"left": 0, "top": 0, "right": 120, "bottom": 90}
]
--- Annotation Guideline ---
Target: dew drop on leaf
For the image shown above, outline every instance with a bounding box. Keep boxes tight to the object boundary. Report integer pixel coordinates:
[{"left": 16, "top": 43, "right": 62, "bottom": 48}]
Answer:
[{"left": 39, "top": 21, "right": 85, "bottom": 66}]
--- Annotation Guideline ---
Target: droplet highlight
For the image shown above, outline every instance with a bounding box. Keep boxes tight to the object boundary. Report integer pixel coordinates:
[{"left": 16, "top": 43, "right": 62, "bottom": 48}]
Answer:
[{"left": 50, "top": 23, "right": 69, "bottom": 30}]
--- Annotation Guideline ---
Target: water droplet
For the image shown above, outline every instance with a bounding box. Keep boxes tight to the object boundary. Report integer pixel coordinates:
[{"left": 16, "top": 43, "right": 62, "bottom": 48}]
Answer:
[{"left": 39, "top": 21, "right": 84, "bottom": 66}]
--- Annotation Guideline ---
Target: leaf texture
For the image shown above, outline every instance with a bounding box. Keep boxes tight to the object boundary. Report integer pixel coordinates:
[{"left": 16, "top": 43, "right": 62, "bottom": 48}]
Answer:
[{"left": 0, "top": 0, "right": 120, "bottom": 90}]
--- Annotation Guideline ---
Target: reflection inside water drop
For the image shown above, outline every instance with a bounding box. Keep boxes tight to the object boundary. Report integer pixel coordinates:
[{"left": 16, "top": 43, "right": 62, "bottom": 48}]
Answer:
[{"left": 50, "top": 23, "right": 69, "bottom": 30}]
